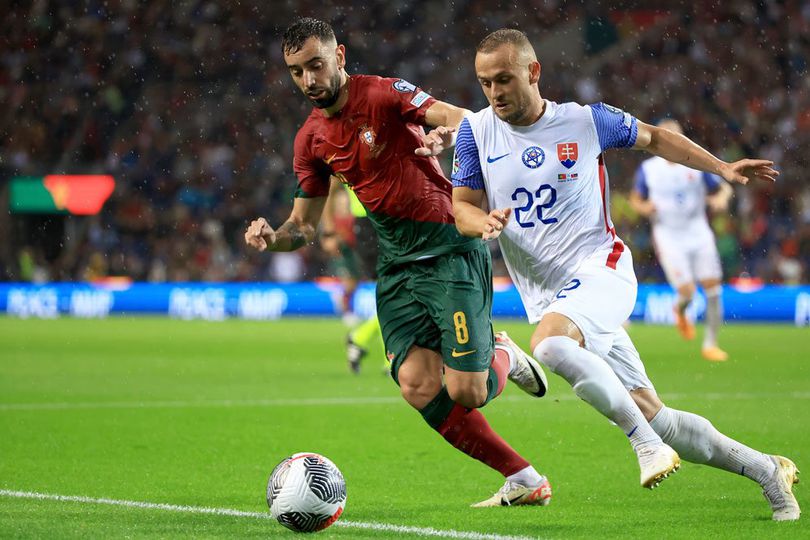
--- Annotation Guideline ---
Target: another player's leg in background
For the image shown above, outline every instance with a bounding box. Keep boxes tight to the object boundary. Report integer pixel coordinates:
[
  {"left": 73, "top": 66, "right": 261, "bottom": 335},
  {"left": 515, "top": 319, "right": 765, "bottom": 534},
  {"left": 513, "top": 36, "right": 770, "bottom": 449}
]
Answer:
[
  {"left": 699, "top": 278, "right": 727, "bottom": 362},
  {"left": 633, "top": 390, "right": 800, "bottom": 520},
  {"left": 397, "top": 345, "right": 551, "bottom": 507},
  {"left": 346, "top": 315, "right": 383, "bottom": 373},
  {"left": 531, "top": 313, "right": 680, "bottom": 488},
  {"left": 674, "top": 281, "right": 697, "bottom": 341}
]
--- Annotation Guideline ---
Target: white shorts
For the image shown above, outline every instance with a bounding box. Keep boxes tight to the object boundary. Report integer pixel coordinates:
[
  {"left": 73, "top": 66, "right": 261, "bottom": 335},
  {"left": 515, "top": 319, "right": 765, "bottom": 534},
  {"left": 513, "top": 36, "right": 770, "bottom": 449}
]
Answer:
[
  {"left": 540, "top": 245, "right": 637, "bottom": 359},
  {"left": 653, "top": 227, "right": 722, "bottom": 288},
  {"left": 540, "top": 245, "right": 654, "bottom": 391}
]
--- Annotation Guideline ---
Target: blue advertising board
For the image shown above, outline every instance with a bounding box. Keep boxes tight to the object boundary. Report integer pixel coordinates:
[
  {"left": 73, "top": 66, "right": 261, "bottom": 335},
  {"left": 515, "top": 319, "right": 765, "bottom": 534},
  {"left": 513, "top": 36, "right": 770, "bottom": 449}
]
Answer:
[{"left": 1, "top": 282, "right": 809, "bottom": 325}]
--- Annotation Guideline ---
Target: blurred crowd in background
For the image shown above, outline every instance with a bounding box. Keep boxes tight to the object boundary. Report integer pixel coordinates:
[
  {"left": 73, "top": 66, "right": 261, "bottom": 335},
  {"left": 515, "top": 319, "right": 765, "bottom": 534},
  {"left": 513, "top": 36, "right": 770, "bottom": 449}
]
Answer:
[{"left": 1, "top": 0, "right": 809, "bottom": 284}]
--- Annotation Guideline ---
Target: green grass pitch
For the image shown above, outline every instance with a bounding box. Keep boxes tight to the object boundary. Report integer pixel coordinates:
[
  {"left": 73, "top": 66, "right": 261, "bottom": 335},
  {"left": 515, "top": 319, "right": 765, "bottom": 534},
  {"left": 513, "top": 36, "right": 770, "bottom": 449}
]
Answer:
[{"left": 0, "top": 317, "right": 807, "bottom": 538}]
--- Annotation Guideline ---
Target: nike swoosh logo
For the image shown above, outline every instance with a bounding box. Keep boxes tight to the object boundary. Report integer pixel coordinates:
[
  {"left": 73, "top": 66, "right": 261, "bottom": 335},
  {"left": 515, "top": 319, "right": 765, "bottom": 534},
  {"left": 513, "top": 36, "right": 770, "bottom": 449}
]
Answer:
[
  {"left": 451, "top": 348, "right": 478, "bottom": 358},
  {"left": 324, "top": 153, "right": 351, "bottom": 165},
  {"left": 486, "top": 153, "right": 510, "bottom": 163},
  {"left": 527, "top": 359, "right": 547, "bottom": 397},
  {"left": 503, "top": 492, "right": 525, "bottom": 506}
]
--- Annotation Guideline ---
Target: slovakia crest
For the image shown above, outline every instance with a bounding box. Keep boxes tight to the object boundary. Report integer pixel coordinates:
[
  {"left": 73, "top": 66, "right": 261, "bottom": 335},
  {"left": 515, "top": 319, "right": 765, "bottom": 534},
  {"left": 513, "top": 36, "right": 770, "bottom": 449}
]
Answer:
[{"left": 557, "top": 142, "right": 578, "bottom": 169}]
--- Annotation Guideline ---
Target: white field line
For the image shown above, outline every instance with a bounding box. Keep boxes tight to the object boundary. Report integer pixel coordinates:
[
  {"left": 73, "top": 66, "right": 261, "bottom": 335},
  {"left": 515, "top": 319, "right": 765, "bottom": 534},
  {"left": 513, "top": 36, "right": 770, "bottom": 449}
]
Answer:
[
  {"left": 1, "top": 391, "right": 810, "bottom": 412},
  {"left": 0, "top": 489, "right": 536, "bottom": 540}
]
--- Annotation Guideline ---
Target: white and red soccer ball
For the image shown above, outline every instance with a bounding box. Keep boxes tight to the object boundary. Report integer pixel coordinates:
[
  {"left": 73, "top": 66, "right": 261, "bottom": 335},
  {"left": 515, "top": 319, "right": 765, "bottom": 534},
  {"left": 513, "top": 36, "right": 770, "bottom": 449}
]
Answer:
[{"left": 267, "top": 453, "right": 347, "bottom": 532}]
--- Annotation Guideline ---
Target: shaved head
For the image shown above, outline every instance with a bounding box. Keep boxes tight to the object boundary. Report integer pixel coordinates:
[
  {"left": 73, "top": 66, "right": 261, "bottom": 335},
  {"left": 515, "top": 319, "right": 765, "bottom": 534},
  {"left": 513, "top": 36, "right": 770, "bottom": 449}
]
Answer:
[
  {"left": 657, "top": 118, "right": 684, "bottom": 135},
  {"left": 477, "top": 29, "right": 537, "bottom": 65}
]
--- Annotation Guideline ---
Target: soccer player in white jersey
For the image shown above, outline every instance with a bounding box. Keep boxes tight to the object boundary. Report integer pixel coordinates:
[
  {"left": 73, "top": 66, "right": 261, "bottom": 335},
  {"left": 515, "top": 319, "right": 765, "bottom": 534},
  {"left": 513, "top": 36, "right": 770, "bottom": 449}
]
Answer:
[
  {"left": 630, "top": 119, "right": 733, "bottom": 361},
  {"left": 448, "top": 28, "right": 800, "bottom": 520}
]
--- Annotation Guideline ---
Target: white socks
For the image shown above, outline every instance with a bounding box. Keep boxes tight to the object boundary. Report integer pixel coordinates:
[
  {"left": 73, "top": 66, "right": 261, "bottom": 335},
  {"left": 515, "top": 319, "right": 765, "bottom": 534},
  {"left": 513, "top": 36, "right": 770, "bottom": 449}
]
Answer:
[
  {"left": 703, "top": 286, "right": 723, "bottom": 348},
  {"left": 533, "top": 336, "right": 662, "bottom": 452},
  {"left": 649, "top": 406, "right": 776, "bottom": 484},
  {"left": 507, "top": 464, "right": 543, "bottom": 486}
]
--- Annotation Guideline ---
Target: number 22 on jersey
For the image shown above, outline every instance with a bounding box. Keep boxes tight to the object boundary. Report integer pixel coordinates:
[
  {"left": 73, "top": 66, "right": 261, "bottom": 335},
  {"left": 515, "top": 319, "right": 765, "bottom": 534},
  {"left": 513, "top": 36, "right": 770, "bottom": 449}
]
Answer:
[{"left": 511, "top": 185, "right": 558, "bottom": 227}]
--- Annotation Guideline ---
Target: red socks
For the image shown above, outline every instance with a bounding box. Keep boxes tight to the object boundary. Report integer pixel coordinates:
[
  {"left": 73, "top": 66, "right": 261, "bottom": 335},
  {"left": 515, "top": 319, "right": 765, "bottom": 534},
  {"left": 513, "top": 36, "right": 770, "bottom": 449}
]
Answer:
[{"left": 437, "top": 404, "right": 529, "bottom": 476}]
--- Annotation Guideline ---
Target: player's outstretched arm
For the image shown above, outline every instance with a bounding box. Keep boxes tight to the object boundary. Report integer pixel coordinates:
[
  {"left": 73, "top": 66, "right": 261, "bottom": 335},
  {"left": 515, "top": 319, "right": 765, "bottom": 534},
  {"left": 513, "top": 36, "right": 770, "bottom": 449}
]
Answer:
[
  {"left": 244, "top": 196, "right": 327, "bottom": 252},
  {"left": 453, "top": 186, "right": 511, "bottom": 241},
  {"left": 633, "top": 122, "right": 779, "bottom": 185},
  {"left": 415, "top": 101, "right": 472, "bottom": 157}
]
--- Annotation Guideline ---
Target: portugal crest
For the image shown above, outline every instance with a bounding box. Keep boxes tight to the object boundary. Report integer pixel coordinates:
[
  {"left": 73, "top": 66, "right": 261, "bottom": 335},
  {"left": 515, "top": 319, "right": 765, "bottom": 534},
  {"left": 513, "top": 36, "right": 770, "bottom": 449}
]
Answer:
[
  {"left": 557, "top": 142, "right": 578, "bottom": 169},
  {"left": 358, "top": 125, "right": 385, "bottom": 158}
]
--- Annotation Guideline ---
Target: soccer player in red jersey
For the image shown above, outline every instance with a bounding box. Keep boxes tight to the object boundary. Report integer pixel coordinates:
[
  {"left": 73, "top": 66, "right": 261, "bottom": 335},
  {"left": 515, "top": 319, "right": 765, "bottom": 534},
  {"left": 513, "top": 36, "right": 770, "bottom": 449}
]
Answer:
[{"left": 245, "top": 18, "right": 551, "bottom": 506}]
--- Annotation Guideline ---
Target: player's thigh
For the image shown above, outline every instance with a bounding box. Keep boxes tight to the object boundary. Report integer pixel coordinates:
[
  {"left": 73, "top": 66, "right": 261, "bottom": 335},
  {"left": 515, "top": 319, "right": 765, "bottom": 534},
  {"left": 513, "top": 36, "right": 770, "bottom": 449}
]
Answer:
[
  {"left": 541, "top": 247, "right": 637, "bottom": 358},
  {"left": 376, "top": 268, "right": 441, "bottom": 385},
  {"left": 653, "top": 232, "right": 695, "bottom": 289},
  {"left": 693, "top": 241, "right": 723, "bottom": 284},
  {"left": 397, "top": 345, "right": 444, "bottom": 409},
  {"left": 422, "top": 245, "right": 495, "bottom": 374},
  {"left": 531, "top": 312, "right": 585, "bottom": 351}
]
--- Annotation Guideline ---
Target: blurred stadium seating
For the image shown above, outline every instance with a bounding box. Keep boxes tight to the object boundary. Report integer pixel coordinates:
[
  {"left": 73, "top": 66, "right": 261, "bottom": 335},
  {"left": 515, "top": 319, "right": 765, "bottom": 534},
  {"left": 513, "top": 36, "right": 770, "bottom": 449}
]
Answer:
[{"left": 1, "top": 0, "right": 808, "bottom": 284}]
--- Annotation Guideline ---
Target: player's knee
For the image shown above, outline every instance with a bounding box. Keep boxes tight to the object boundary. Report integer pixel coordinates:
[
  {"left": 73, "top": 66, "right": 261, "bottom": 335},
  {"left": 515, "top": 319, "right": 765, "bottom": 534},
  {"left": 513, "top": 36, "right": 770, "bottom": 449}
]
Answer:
[
  {"left": 630, "top": 389, "right": 663, "bottom": 422},
  {"left": 531, "top": 335, "right": 579, "bottom": 374},
  {"left": 445, "top": 373, "right": 487, "bottom": 409},
  {"left": 399, "top": 371, "right": 442, "bottom": 409},
  {"left": 446, "top": 382, "right": 487, "bottom": 409},
  {"left": 703, "top": 283, "right": 722, "bottom": 298},
  {"left": 678, "top": 283, "right": 696, "bottom": 300}
]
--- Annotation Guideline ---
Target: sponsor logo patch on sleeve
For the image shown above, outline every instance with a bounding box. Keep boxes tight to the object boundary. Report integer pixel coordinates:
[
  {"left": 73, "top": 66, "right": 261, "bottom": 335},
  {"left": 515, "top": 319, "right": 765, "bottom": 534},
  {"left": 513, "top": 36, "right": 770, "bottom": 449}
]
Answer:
[{"left": 410, "top": 91, "right": 430, "bottom": 107}]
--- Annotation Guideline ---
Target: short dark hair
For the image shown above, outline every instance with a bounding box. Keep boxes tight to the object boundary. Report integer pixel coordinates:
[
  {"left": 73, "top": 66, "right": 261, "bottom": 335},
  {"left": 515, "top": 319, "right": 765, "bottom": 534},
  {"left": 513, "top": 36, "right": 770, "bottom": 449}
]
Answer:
[
  {"left": 477, "top": 28, "right": 531, "bottom": 54},
  {"left": 282, "top": 17, "right": 336, "bottom": 55}
]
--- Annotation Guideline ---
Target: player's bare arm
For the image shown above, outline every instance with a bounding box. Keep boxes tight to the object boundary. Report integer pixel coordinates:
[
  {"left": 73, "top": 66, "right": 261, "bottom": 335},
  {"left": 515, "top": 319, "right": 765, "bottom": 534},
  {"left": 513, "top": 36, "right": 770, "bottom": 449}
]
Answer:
[
  {"left": 415, "top": 101, "right": 471, "bottom": 157},
  {"left": 453, "top": 186, "right": 511, "bottom": 241},
  {"left": 633, "top": 122, "right": 779, "bottom": 185},
  {"left": 629, "top": 190, "right": 656, "bottom": 218},
  {"left": 244, "top": 196, "right": 327, "bottom": 252}
]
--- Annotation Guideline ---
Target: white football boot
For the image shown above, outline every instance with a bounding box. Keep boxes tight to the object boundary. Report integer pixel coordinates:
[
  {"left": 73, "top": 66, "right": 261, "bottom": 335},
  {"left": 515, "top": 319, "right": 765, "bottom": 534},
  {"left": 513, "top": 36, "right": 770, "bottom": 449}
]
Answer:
[
  {"left": 637, "top": 443, "right": 680, "bottom": 488},
  {"left": 494, "top": 331, "right": 548, "bottom": 397},
  {"left": 471, "top": 477, "right": 552, "bottom": 508},
  {"left": 761, "top": 455, "right": 801, "bottom": 521}
]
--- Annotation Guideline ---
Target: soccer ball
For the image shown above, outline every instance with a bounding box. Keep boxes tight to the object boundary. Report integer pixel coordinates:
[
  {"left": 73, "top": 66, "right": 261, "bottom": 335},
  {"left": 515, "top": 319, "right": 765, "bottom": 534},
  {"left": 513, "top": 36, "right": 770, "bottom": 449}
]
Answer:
[{"left": 266, "top": 452, "right": 347, "bottom": 532}]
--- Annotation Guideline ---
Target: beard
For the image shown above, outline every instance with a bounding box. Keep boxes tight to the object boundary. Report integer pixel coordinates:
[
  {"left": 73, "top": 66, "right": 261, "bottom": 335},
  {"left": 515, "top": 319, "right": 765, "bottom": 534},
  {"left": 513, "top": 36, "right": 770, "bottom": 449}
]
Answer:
[
  {"left": 306, "top": 72, "right": 342, "bottom": 109},
  {"left": 495, "top": 96, "right": 532, "bottom": 124}
]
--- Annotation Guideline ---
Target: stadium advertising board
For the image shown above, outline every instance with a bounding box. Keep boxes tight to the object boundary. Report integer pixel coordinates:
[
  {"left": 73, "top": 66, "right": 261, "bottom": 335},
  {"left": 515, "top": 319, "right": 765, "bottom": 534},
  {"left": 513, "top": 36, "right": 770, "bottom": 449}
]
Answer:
[{"left": 1, "top": 283, "right": 809, "bottom": 325}]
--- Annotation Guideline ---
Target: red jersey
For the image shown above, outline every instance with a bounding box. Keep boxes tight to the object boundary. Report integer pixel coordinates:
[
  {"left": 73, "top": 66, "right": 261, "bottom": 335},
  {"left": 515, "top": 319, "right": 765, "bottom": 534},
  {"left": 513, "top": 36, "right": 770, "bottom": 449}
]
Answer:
[{"left": 293, "top": 75, "right": 478, "bottom": 275}]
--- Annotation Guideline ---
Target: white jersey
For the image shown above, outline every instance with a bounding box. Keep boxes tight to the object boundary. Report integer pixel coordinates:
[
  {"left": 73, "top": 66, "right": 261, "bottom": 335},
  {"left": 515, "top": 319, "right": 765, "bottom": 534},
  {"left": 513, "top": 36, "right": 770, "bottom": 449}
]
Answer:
[
  {"left": 634, "top": 156, "right": 721, "bottom": 239},
  {"left": 452, "top": 100, "right": 637, "bottom": 316}
]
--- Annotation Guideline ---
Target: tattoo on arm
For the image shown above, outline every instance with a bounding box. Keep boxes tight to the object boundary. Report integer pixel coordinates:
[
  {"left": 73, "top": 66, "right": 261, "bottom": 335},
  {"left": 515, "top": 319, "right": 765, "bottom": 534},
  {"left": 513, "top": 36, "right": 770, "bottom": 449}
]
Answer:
[
  {"left": 274, "top": 221, "right": 311, "bottom": 251},
  {"left": 288, "top": 228, "right": 307, "bottom": 250}
]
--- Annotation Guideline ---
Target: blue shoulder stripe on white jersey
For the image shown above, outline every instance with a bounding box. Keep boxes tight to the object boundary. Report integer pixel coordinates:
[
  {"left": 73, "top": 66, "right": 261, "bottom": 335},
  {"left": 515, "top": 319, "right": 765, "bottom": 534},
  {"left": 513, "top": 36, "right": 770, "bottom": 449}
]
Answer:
[
  {"left": 589, "top": 103, "right": 638, "bottom": 151},
  {"left": 451, "top": 117, "right": 484, "bottom": 190}
]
